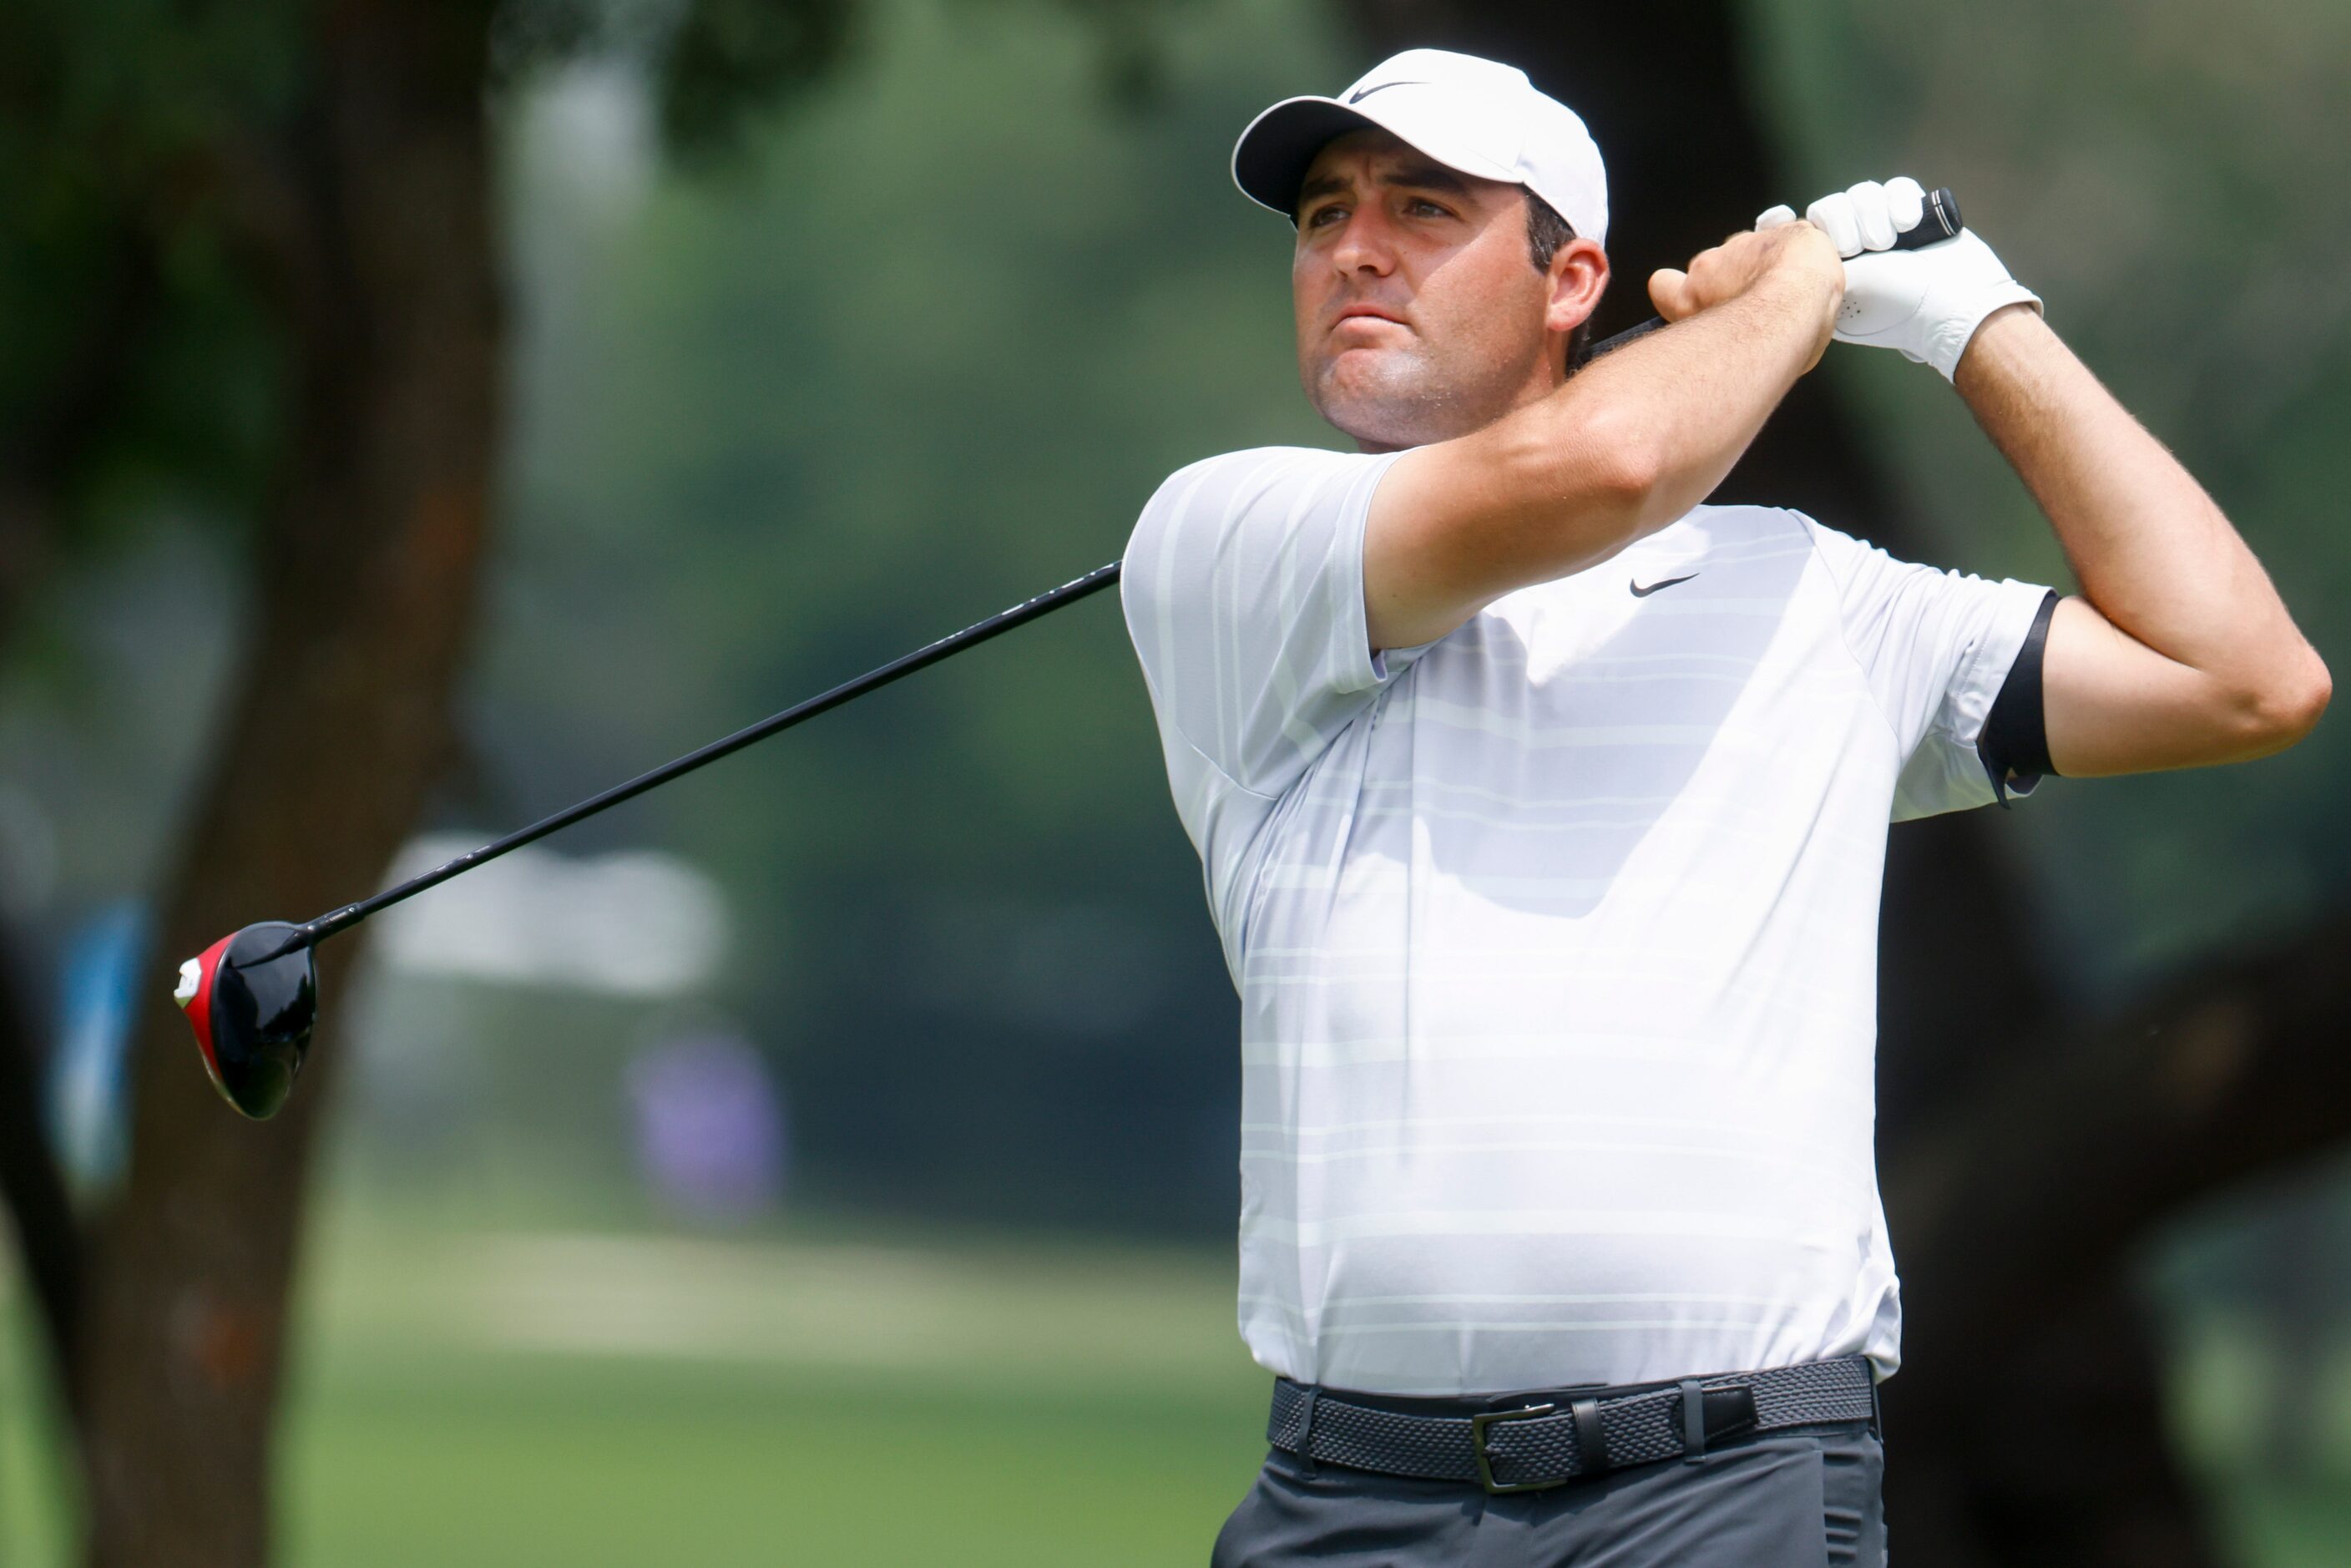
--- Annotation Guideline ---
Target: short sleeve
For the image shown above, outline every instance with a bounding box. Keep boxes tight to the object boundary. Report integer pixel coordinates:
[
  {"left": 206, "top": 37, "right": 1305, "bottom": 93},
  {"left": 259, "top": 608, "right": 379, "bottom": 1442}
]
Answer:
[
  {"left": 1800, "top": 514, "right": 2055, "bottom": 821},
  {"left": 1121, "top": 448, "right": 1408, "bottom": 803}
]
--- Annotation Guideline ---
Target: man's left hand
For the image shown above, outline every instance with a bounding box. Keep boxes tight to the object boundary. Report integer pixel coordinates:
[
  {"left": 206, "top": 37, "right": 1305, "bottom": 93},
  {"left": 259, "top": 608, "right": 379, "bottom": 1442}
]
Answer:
[{"left": 1756, "top": 177, "right": 2040, "bottom": 381}]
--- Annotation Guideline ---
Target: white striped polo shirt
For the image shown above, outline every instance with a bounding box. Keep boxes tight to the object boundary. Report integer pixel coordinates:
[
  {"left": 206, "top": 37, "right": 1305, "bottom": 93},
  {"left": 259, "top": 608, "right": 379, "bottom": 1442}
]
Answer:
[{"left": 1122, "top": 445, "right": 2050, "bottom": 1398}]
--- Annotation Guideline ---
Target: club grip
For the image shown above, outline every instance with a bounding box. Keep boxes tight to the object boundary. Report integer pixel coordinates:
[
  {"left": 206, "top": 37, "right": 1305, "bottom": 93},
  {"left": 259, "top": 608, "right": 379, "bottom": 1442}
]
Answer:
[
  {"left": 1891, "top": 186, "right": 1963, "bottom": 250},
  {"left": 1585, "top": 186, "right": 1964, "bottom": 365}
]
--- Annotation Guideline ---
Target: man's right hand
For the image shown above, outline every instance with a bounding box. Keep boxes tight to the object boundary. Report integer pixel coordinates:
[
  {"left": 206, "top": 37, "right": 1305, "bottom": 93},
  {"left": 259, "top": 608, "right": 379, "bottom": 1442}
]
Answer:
[{"left": 1647, "top": 222, "right": 1846, "bottom": 367}]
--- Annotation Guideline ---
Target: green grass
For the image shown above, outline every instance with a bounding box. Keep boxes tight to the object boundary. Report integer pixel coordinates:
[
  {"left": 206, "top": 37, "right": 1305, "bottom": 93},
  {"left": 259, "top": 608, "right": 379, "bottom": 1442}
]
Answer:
[
  {"left": 3, "top": 1217, "right": 1272, "bottom": 1565},
  {"left": 283, "top": 1358, "right": 1256, "bottom": 1566}
]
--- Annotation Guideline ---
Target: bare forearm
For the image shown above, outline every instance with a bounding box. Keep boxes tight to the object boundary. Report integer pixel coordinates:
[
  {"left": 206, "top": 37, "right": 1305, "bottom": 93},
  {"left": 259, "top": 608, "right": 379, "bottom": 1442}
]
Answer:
[
  {"left": 1955, "top": 306, "right": 2328, "bottom": 764},
  {"left": 1958, "top": 308, "right": 2282, "bottom": 677}
]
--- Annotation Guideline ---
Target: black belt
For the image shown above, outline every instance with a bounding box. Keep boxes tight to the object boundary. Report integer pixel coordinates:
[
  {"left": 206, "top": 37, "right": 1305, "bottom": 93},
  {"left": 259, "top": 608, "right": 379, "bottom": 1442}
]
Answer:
[{"left": 1268, "top": 1355, "right": 1878, "bottom": 1495}]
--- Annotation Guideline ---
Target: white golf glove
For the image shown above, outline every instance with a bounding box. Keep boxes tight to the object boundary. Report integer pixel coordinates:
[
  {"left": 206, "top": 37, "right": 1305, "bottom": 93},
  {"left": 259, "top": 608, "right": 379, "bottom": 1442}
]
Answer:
[{"left": 1755, "top": 176, "right": 2040, "bottom": 381}]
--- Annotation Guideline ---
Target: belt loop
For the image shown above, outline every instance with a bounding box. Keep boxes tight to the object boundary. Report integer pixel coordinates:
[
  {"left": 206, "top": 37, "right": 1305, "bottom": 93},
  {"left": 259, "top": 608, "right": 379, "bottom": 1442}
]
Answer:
[
  {"left": 1679, "top": 1379, "right": 1707, "bottom": 1464},
  {"left": 1297, "top": 1385, "right": 1321, "bottom": 1475},
  {"left": 1569, "top": 1396, "right": 1609, "bottom": 1475},
  {"left": 1869, "top": 1374, "right": 1884, "bottom": 1444}
]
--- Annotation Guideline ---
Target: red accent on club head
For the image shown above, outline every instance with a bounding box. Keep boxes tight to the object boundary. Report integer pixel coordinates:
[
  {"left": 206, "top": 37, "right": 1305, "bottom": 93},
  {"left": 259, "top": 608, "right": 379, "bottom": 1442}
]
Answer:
[{"left": 180, "top": 933, "right": 235, "bottom": 1097}]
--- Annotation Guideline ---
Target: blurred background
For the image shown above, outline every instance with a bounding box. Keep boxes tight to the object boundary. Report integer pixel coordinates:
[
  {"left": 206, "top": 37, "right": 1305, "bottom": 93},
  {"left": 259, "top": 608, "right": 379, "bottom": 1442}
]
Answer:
[{"left": 0, "top": 0, "right": 2346, "bottom": 1563}]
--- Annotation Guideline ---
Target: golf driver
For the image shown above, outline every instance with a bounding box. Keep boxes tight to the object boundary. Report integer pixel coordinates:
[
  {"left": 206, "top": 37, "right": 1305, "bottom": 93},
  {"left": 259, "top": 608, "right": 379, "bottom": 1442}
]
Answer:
[{"left": 178, "top": 189, "right": 1964, "bottom": 1120}]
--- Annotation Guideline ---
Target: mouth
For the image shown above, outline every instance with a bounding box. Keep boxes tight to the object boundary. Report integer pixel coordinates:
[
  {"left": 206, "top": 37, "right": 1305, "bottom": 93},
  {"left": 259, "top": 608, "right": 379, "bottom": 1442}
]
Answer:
[{"left": 1333, "top": 305, "right": 1408, "bottom": 331}]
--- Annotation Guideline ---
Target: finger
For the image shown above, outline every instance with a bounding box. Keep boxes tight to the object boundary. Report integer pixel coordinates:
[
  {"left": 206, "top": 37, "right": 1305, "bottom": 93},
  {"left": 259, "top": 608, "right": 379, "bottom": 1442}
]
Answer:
[
  {"left": 1847, "top": 180, "right": 1895, "bottom": 251},
  {"left": 1648, "top": 267, "right": 1693, "bottom": 321},
  {"left": 1807, "top": 190, "right": 1862, "bottom": 257},
  {"left": 1883, "top": 175, "right": 1925, "bottom": 235},
  {"left": 1754, "top": 203, "right": 1798, "bottom": 230}
]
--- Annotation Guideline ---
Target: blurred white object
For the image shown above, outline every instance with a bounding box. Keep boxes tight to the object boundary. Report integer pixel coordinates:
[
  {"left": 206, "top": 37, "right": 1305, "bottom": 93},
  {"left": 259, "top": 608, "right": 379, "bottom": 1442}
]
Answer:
[
  {"left": 376, "top": 833, "right": 728, "bottom": 998},
  {"left": 528, "top": 59, "right": 654, "bottom": 217}
]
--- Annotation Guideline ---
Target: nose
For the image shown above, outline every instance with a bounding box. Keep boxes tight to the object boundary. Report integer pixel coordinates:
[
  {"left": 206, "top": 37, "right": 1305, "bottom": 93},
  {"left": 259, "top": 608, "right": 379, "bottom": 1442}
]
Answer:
[{"left": 1328, "top": 206, "right": 1399, "bottom": 278}]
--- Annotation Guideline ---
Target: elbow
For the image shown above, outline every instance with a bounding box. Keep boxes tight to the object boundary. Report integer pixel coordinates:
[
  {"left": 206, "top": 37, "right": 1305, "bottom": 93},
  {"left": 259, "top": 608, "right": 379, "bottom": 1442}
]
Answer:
[
  {"left": 2277, "top": 650, "right": 2333, "bottom": 741},
  {"left": 1562, "top": 406, "right": 1665, "bottom": 517},
  {"left": 1489, "top": 405, "right": 1659, "bottom": 537},
  {"left": 2229, "top": 645, "right": 2330, "bottom": 752}
]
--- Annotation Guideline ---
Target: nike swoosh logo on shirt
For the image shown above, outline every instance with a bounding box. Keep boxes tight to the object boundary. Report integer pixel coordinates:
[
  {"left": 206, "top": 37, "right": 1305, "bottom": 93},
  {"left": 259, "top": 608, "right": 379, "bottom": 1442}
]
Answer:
[
  {"left": 1346, "top": 81, "right": 1428, "bottom": 104},
  {"left": 1629, "top": 573, "right": 1699, "bottom": 597}
]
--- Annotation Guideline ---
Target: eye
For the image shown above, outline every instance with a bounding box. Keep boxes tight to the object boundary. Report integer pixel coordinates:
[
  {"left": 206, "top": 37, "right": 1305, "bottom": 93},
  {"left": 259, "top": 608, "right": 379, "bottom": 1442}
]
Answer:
[
  {"left": 1303, "top": 202, "right": 1347, "bottom": 229},
  {"left": 1406, "top": 197, "right": 1452, "bottom": 218}
]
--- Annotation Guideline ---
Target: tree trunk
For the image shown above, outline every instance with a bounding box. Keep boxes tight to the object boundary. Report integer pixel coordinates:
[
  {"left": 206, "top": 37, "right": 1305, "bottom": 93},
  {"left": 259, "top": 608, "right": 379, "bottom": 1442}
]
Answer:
[
  {"left": 1874, "top": 912, "right": 2351, "bottom": 1563},
  {"left": 1883, "top": 1281, "right": 2211, "bottom": 1568},
  {"left": 69, "top": 3, "right": 503, "bottom": 1562},
  {"left": 0, "top": 934, "right": 84, "bottom": 1415},
  {"left": 0, "top": 236, "right": 175, "bottom": 1432}
]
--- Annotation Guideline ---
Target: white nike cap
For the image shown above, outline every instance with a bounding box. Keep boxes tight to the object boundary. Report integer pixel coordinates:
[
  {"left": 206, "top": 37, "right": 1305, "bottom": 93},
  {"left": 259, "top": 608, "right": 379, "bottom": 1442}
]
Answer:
[{"left": 1231, "top": 48, "right": 1609, "bottom": 249}]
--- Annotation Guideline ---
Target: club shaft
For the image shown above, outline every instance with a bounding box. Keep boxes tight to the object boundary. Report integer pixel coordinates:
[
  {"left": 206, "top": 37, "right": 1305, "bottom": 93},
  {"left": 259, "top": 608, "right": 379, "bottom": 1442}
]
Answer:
[
  {"left": 250, "top": 186, "right": 1964, "bottom": 966},
  {"left": 259, "top": 562, "right": 1125, "bottom": 960}
]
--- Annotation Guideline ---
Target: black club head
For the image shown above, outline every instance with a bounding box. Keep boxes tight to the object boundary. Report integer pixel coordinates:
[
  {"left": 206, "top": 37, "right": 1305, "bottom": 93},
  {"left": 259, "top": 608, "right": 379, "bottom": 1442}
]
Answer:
[{"left": 175, "top": 922, "right": 318, "bottom": 1120}]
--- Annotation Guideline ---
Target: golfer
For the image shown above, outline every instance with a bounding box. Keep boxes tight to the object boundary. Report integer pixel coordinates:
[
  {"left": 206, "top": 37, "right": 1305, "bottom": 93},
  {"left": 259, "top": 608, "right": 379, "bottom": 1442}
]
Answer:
[{"left": 1120, "top": 47, "right": 2326, "bottom": 1565}]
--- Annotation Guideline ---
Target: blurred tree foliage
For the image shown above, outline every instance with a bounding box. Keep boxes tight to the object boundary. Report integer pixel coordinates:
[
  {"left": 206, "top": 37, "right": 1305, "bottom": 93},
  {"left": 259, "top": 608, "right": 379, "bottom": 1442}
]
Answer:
[{"left": 0, "top": 2, "right": 293, "bottom": 607}]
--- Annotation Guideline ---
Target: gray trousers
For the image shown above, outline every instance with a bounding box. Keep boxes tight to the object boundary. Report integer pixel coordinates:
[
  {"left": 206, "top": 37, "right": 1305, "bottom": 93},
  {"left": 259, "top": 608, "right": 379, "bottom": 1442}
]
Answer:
[{"left": 1212, "top": 1423, "right": 1886, "bottom": 1567}]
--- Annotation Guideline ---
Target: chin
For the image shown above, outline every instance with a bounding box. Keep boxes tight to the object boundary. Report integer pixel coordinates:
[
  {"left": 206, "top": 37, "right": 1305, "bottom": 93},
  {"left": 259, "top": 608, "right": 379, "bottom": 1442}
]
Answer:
[{"left": 1309, "top": 356, "right": 1469, "bottom": 452}]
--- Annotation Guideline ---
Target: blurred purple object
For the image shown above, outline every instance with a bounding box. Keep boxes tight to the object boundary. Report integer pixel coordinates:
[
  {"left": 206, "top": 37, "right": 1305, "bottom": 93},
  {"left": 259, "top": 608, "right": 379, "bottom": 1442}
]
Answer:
[{"left": 625, "top": 1029, "right": 786, "bottom": 1222}]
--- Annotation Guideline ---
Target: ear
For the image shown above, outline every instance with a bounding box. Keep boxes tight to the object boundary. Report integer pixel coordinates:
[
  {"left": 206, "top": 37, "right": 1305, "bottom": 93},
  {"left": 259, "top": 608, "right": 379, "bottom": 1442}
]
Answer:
[{"left": 1545, "top": 236, "right": 1610, "bottom": 338}]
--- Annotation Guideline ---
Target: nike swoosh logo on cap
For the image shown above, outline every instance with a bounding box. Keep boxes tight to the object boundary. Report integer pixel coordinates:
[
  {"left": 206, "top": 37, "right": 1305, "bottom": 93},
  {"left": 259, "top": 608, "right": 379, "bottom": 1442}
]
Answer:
[
  {"left": 1345, "top": 81, "right": 1429, "bottom": 104},
  {"left": 1629, "top": 573, "right": 1698, "bottom": 597}
]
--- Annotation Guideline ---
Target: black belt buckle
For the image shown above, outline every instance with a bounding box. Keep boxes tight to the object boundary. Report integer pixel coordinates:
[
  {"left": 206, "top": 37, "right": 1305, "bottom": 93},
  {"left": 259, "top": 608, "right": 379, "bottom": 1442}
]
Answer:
[{"left": 1470, "top": 1403, "right": 1565, "bottom": 1494}]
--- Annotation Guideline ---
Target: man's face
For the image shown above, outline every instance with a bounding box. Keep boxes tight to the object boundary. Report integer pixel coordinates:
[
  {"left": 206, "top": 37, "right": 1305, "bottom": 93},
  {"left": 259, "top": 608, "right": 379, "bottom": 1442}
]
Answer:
[{"left": 1292, "top": 129, "right": 1577, "bottom": 453}]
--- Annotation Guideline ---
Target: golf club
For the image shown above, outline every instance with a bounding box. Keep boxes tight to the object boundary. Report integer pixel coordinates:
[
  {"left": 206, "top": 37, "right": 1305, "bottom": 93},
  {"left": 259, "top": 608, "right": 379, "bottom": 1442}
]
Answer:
[{"left": 177, "top": 189, "right": 1964, "bottom": 1120}]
